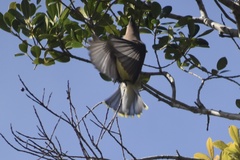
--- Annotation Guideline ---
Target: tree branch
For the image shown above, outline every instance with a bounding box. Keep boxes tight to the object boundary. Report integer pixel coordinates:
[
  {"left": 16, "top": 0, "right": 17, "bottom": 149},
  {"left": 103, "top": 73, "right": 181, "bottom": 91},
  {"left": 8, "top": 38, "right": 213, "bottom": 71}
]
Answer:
[
  {"left": 167, "top": 13, "right": 238, "bottom": 37},
  {"left": 218, "top": 0, "right": 240, "bottom": 37},
  {"left": 196, "top": 0, "right": 209, "bottom": 18},
  {"left": 142, "top": 83, "right": 240, "bottom": 121}
]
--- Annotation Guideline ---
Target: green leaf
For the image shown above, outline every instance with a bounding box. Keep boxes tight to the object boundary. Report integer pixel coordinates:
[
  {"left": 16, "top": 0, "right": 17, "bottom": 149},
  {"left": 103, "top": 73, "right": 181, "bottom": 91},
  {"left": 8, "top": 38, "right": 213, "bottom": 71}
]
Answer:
[
  {"left": 217, "top": 57, "right": 228, "bottom": 70},
  {"left": 194, "top": 153, "right": 210, "bottom": 160},
  {"left": 139, "top": 73, "right": 151, "bottom": 84},
  {"left": 8, "top": 9, "right": 25, "bottom": 24},
  {"left": 236, "top": 99, "right": 240, "bottom": 109},
  {"left": 189, "top": 54, "right": 201, "bottom": 67},
  {"left": 29, "top": 3, "right": 36, "bottom": 17},
  {"left": 160, "top": 6, "right": 172, "bottom": 18},
  {"left": 46, "top": 0, "right": 61, "bottom": 21},
  {"left": 14, "top": 53, "right": 25, "bottom": 57},
  {"left": 0, "top": 13, "right": 11, "bottom": 32},
  {"left": 100, "top": 73, "right": 112, "bottom": 81},
  {"left": 197, "top": 29, "right": 214, "bottom": 38},
  {"left": 44, "top": 57, "right": 55, "bottom": 66},
  {"left": 151, "top": 2, "right": 161, "bottom": 18},
  {"left": 98, "top": 14, "right": 113, "bottom": 26},
  {"left": 153, "top": 36, "right": 169, "bottom": 50},
  {"left": 174, "top": 16, "right": 192, "bottom": 28},
  {"left": 19, "top": 41, "right": 28, "bottom": 53},
  {"left": 70, "top": 8, "right": 85, "bottom": 21},
  {"left": 189, "top": 24, "right": 199, "bottom": 38},
  {"left": 164, "top": 48, "right": 180, "bottom": 60},
  {"left": 139, "top": 28, "right": 152, "bottom": 34},
  {"left": 9, "top": 2, "right": 17, "bottom": 9},
  {"left": 48, "top": 51, "right": 70, "bottom": 63},
  {"left": 12, "top": 19, "right": 21, "bottom": 33},
  {"left": 193, "top": 38, "right": 209, "bottom": 48},
  {"left": 229, "top": 125, "right": 240, "bottom": 144},
  {"left": 31, "top": 46, "right": 41, "bottom": 58},
  {"left": 22, "top": 26, "right": 30, "bottom": 37},
  {"left": 33, "top": 58, "right": 44, "bottom": 64},
  {"left": 60, "top": 7, "right": 70, "bottom": 21},
  {"left": 4, "top": 12, "right": 15, "bottom": 27},
  {"left": 213, "top": 140, "right": 228, "bottom": 150},
  {"left": 206, "top": 138, "right": 214, "bottom": 159},
  {"left": 65, "top": 41, "right": 82, "bottom": 48},
  {"left": 187, "top": 19, "right": 195, "bottom": 38},
  {"left": 21, "top": 0, "right": 30, "bottom": 19}
]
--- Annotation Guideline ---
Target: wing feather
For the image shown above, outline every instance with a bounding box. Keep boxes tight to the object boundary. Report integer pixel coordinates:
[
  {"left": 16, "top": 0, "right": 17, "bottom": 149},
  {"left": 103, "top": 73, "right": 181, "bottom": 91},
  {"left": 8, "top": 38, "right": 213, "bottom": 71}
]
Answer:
[
  {"left": 110, "top": 37, "right": 146, "bottom": 82},
  {"left": 88, "top": 38, "right": 119, "bottom": 81}
]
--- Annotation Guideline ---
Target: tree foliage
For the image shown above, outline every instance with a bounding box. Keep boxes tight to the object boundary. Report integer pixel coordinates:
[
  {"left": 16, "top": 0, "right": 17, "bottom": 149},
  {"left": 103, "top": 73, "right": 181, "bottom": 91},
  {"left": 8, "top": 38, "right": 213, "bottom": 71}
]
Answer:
[{"left": 1, "top": 0, "right": 240, "bottom": 159}]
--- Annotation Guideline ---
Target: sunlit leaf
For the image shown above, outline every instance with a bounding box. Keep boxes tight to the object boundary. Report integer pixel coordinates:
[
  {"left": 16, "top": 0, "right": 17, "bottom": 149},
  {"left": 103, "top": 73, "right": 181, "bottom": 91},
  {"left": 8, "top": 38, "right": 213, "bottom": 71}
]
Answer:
[
  {"left": 194, "top": 153, "right": 210, "bottom": 160},
  {"left": 224, "top": 142, "right": 240, "bottom": 156},
  {"left": 213, "top": 140, "right": 228, "bottom": 150},
  {"left": 206, "top": 138, "right": 214, "bottom": 159},
  {"left": 229, "top": 125, "right": 240, "bottom": 144}
]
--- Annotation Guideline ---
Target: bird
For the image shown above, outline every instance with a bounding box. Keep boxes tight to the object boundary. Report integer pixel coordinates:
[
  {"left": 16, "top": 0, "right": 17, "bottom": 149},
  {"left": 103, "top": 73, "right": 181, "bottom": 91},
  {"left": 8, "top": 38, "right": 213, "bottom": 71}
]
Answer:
[{"left": 88, "top": 17, "right": 148, "bottom": 117}]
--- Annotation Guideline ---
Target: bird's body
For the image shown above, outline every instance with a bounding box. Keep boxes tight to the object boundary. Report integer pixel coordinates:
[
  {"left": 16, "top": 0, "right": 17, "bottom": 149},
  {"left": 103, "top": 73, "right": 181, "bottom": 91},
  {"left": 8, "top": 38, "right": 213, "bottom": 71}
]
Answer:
[{"left": 88, "top": 18, "right": 148, "bottom": 117}]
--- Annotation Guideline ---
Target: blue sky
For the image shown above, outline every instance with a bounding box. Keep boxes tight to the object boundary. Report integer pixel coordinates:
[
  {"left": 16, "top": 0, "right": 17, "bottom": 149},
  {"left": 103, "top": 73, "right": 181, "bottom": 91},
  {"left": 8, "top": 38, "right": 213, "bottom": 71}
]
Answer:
[{"left": 1, "top": 0, "right": 240, "bottom": 159}]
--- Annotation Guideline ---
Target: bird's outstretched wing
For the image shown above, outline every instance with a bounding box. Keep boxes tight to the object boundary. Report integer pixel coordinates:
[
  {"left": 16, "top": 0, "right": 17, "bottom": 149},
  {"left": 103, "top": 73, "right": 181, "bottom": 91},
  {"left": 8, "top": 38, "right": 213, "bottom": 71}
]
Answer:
[
  {"left": 88, "top": 37, "right": 120, "bottom": 81},
  {"left": 110, "top": 37, "right": 146, "bottom": 83}
]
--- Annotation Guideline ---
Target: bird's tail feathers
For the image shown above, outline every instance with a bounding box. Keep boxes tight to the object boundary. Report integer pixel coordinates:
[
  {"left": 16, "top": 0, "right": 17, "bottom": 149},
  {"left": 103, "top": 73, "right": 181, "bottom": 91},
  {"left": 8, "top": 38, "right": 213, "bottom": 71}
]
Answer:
[{"left": 104, "top": 82, "right": 148, "bottom": 117}]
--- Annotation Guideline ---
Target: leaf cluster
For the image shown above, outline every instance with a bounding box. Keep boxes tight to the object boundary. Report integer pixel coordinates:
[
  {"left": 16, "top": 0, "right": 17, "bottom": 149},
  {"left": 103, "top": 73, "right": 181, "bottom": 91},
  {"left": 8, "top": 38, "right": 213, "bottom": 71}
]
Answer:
[
  {"left": 0, "top": 0, "right": 174, "bottom": 67},
  {"left": 194, "top": 125, "right": 240, "bottom": 160}
]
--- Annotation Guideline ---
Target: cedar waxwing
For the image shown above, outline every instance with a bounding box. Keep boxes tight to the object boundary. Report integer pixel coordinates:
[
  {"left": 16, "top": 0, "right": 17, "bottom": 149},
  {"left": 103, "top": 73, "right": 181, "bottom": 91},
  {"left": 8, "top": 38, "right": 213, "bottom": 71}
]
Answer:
[{"left": 88, "top": 18, "right": 148, "bottom": 117}]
